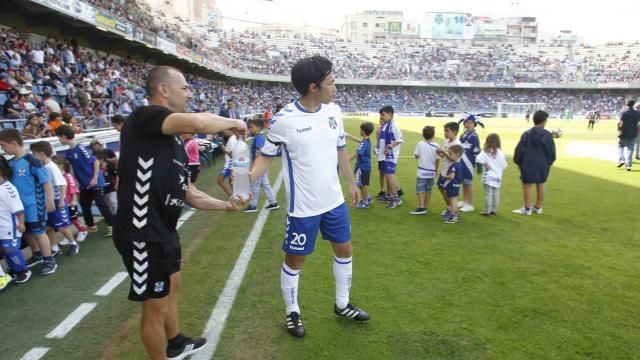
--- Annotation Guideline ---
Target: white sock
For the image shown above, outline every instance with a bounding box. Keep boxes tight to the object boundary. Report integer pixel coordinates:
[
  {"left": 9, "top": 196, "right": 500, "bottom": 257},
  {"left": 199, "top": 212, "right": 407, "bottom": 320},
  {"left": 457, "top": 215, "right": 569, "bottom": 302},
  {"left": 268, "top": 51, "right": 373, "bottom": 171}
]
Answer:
[
  {"left": 70, "top": 240, "right": 78, "bottom": 245},
  {"left": 0, "top": 266, "right": 6, "bottom": 276},
  {"left": 333, "top": 256, "right": 352, "bottom": 309},
  {"left": 281, "top": 263, "right": 300, "bottom": 315},
  {"left": 51, "top": 244, "right": 60, "bottom": 252}
]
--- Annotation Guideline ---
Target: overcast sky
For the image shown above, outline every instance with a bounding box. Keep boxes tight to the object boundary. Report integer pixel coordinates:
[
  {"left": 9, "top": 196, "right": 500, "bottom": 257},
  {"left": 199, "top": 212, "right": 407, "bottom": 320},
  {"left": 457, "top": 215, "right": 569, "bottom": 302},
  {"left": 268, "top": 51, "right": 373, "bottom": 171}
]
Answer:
[{"left": 214, "top": 0, "right": 634, "bottom": 44}]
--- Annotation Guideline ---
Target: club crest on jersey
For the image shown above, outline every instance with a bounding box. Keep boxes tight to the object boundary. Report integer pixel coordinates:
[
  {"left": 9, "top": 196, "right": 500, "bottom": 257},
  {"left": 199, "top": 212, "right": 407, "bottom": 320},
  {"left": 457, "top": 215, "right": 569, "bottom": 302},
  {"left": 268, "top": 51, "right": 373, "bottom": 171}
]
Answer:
[
  {"left": 328, "top": 116, "right": 337, "bottom": 129},
  {"left": 154, "top": 281, "right": 165, "bottom": 293}
]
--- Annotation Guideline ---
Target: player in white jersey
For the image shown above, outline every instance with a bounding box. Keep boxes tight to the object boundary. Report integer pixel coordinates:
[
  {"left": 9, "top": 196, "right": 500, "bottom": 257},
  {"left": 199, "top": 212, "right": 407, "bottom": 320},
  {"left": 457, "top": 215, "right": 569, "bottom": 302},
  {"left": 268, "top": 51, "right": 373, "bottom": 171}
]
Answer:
[{"left": 251, "top": 55, "right": 370, "bottom": 338}]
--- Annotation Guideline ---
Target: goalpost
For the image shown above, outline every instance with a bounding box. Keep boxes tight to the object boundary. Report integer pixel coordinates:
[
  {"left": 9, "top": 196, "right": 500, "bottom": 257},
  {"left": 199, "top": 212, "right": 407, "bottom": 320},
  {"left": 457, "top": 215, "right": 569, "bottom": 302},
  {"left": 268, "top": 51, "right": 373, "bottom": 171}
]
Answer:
[{"left": 496, "top": 102, "right": 546, "bottom": 118}]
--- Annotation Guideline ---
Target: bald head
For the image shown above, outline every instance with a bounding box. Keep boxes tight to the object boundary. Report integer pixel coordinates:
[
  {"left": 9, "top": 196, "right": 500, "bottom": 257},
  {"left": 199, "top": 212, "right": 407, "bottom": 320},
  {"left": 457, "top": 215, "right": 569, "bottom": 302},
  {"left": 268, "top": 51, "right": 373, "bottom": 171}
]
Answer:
[{"left": 146, "top": 66, "right": 182, "bottom": 98}]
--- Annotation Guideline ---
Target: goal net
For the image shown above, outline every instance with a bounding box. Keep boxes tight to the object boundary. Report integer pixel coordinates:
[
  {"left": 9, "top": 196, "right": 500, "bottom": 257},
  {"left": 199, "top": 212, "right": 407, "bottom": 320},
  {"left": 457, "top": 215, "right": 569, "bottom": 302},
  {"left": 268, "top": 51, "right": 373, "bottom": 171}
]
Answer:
[{"left": 496, "top": 102, "right": 546, "bottom": 118}]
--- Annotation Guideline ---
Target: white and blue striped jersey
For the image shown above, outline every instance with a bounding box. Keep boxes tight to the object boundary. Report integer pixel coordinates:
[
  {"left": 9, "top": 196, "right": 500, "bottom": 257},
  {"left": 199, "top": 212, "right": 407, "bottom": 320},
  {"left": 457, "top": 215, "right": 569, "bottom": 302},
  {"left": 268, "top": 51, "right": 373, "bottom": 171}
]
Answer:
[
  {"left": 376, "top": 120, "right": 403, "bottom": 162},
  {"left": 460, "top": 130, "right": 481, "bottom": 174},
  {"left": 414, "top": 140, "right": 440, "bottom": 179},
  {"left": 261, "top": 101, "right": 346, "bottom": 217},
  {"left": 0, "top": 181, "right": 24, "bottom": 239}
]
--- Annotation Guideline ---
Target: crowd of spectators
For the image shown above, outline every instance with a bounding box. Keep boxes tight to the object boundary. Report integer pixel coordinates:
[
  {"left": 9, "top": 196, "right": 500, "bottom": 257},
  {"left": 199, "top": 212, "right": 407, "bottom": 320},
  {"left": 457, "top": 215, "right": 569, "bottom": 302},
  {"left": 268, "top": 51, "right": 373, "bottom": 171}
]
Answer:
[
  {"left": 1, "top": 22, "right": 637, "bottom": 123},
  {"left": 69, "top": 0, "right": 640, "bottom": 85}
]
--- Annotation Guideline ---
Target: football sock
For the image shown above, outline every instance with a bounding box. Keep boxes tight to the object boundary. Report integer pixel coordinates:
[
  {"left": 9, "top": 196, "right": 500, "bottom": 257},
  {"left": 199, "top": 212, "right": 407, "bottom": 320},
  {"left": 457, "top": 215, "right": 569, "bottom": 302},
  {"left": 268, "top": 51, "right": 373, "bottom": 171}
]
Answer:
[
  {"left": 72, "top": 219, "right": 86, "bottom": 232},
  {"left": 0, "top": 238, "right": 28, "bottom": 273},
  {"left": 51, "top": 244, "right": 60, "bottom": 253},
  {"left": 333, "top": 256, "right": 352, "bottom": 309},
  {"left": 281, "top": 263, "right": 300, "bottom": 315}
]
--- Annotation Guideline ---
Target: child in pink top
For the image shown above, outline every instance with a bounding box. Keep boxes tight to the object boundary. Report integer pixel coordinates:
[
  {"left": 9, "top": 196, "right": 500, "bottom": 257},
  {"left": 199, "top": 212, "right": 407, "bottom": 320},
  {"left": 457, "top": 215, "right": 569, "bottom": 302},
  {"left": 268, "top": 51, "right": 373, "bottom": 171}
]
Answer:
[
  {"left": 51, "top": 155, "right": 88, "bottom": 241},
  {"left": 182, "top": 134, "right": 201, "bottom": 183}
]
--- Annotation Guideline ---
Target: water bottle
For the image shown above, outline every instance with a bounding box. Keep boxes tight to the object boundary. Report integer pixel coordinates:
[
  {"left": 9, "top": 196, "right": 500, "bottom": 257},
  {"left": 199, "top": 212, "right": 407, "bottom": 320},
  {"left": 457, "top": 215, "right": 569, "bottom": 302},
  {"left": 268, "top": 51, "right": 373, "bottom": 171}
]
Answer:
[{"left": 232, "top": 139, "right": 251, "bottom": 199}]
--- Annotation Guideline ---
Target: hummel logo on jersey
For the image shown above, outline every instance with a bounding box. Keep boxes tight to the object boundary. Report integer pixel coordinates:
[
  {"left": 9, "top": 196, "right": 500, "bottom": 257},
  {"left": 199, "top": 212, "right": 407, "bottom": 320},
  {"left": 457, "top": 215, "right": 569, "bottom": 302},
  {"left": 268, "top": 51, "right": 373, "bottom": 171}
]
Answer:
[
  {"left": 296, "top": 126, "right": 312, "bottom": 133},
  {"left": 18, "top": 169, "right": 26, "bottom": 177},
  {"left": 328, "top": 116, "right": 337, "bottom": 129}
]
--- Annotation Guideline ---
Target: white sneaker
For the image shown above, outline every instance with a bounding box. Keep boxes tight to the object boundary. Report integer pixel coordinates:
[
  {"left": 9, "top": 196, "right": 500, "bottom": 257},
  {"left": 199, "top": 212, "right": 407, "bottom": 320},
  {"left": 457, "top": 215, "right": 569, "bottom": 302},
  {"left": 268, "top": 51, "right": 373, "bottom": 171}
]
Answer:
[
  {"left": 459, "top": 204, "right": 474, "bottom": 212},
  {"left": 532, "top": 207, "right": 543, "bottom": 214},
  {"left": 58, "top": 238, "right": 70, "bottom": 246},
  {"left": 76, "top": 231, "right": 88, "bottom": 242},
  {"left": 512, "top": 207, "right": 532, "bottom": 216},
  {"left": 457, "top": 201, "right": 466, "bottom": 207}
]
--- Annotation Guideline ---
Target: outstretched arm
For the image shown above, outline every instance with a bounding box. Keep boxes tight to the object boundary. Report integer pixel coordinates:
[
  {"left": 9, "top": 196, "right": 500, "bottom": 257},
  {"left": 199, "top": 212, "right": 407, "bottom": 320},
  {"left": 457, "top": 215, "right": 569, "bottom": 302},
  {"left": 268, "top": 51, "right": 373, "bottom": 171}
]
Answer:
[
  {"left": 185, "top": 183, "right": 247, "bottom": 211},
  {"left": 161, "top": 113, "right": 247, "bottom": 138}
]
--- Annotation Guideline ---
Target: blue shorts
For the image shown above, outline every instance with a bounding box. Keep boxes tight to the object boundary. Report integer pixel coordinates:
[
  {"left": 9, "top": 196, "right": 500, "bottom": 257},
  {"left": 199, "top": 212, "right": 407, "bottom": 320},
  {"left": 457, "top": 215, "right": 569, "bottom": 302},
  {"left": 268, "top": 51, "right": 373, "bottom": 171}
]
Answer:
[
  {"left": 381, "top": 161, "right": 396, "bottom": 175},
  {"left": 25, "top": 221, "right": 47, "bottom": 236},
  {"left": 219, "top": 166, "right": 231, "bottom": 178},
  {"left": 437, "top": 176, "right": 461, "bottom": 198},
  {"left": 416, "top": 177, "right": 435, "bottom": 193},
  {"left": 282, "top": 202, "right": 351, "bottom": 255},
  {"left": 355, "top": 168, "right": 370, "bottom": 187},
  {"left": 47, "top": 207, "right": 71, "bottom": 230}
]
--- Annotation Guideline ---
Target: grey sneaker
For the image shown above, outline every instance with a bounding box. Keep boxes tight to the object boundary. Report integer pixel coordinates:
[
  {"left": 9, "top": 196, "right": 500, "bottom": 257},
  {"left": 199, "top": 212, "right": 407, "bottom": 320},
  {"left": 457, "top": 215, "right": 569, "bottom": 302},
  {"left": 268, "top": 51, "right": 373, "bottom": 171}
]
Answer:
[{"left": 41, "top": 260, "right": 58, "bottom": 276}]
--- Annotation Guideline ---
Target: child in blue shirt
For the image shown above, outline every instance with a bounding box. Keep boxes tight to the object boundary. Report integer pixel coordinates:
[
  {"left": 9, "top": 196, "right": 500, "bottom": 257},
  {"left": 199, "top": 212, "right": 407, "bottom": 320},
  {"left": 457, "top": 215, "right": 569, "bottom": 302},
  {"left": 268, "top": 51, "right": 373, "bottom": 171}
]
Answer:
[
  {"left": 0, "top": 156, "right": 31, "bottom": 285},
  {"left": 350, "top": 122, "right": 374, "bottom": 208},
  {"left": 55, "top": 125, "right": 115, "bottom": 237},
  {"left": 458, "top": 114, "right": 483, "bottom": 213},
  {"left": 0, "top": 128, "right": 57, "bottom": 275},
  {"left": 437, "top": 145, "right": 464, "bottom": 224},
  {"left": 243, "top": 119, "right": 279, "bottom": 213}
]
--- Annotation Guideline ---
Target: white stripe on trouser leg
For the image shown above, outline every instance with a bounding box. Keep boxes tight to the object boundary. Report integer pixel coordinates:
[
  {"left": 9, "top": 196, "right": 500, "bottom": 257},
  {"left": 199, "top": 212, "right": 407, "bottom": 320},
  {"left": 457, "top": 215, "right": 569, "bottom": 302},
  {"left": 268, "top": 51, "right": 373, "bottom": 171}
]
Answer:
[
  {"left": 132, "top": 241, "right": 148, "bottom": 295},
  {"left": 333, "top": 256, "right": 352, "bottom": 309}
]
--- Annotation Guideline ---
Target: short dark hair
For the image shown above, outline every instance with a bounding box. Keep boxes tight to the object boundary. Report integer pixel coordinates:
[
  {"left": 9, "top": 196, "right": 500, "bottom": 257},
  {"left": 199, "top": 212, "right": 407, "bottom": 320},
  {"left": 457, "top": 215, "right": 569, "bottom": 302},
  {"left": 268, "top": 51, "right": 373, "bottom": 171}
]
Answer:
[
  {"left": 146, "top": 65, "right": 180, "bottom": 98},
  {"left": 227, "top": 99, "right": 235, "bottom": 104},
  {"left": 0, "top": 128, "right": 23, "bottom": 146},
  {"left": 379, "top": 105, "right": 394, "bottom": 116},
  {"left": 449, "top": 144, "right": 464, "bottom": 156},
  {"left": 533, "top": 110, "right": 549, "bottom": 125},
  {"left": 627, "top": 99, "right": 636, "bottom": 108},
  {"left": 111, "top": 114, "right": 125, "bottom": 125},
  {"left": 49, "top": 112, "right": 61, "bottom": 121},
  {"left": 290, "top": 55, "right": 333, "bottom": 96},
  {"left": 360, "top": 121, "right": 374, "bottom": 136},
  {"left": 0, "top": 156, "right": 13, "bottom": 180},
  {"left": 30, "top": 140, "right": 53, "bottom": 157},
  {"left": 422, "top": 126, "right": 435, "bottom": 140},
  {"left": 62, "top": 112, "right": 72, "bottom": 124},
  {"left": 444, "top": 122, "right": 459, "bottom": 134},
  {"left": 251, "top": 118, "right": 265, "bottom": 129},
  {"left": 55, "top": 124, "right": 75, "bottom": 139}
]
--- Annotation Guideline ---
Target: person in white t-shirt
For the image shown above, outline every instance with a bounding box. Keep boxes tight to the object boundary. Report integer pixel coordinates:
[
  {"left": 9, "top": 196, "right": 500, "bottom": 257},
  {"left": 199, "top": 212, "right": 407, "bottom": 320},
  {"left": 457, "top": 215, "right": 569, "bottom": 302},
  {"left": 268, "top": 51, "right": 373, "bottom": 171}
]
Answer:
[
  {"left": 475, "top": 133, "right": 508, "bottom": 216},
  {"left": 251, "top": 55, "right": 369, "bottom": 338},
  {"left": 411, "top": 126, "right": 440, "bottom": 215}
]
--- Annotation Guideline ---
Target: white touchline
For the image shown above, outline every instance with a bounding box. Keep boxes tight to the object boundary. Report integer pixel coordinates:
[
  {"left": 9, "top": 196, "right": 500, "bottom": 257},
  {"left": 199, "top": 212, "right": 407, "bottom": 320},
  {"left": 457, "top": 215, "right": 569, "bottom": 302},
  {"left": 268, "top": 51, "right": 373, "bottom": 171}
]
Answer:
[
  {"left": 46, "top": 303, "right": 97, "bottom": 339},
  {"left": 192, "top": 171, "right": 284, "bottom": 360},
  {"left": 95, "top": 272, "right": 129, "bottom": 296},
  {"left": 20, "top": 347, "right": 49, "bottom": 360}
]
